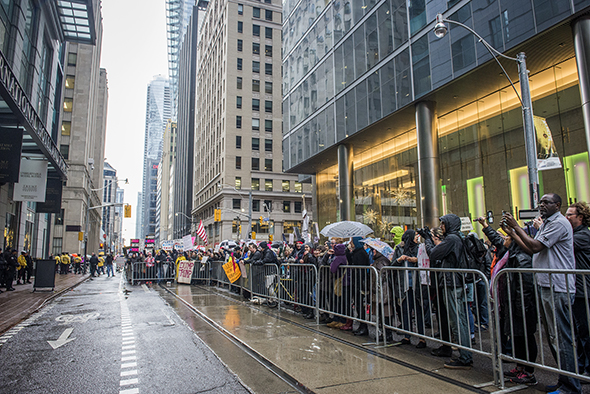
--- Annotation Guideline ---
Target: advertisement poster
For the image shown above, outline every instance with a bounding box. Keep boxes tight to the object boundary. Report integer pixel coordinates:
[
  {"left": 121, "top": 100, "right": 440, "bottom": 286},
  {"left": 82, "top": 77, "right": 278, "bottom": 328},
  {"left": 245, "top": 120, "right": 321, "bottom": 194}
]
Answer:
[
  {"left": 534, "top": 116, "right": 562, "bottom": 171},
  {"left": 13, "top": 158, "right": 48, "bottom": 202},
  {"left": 0, "top": 128, "right": 23, "bottom": 183},
  {"left": 37, "top": 177, "right": 63, "bottom": 213}
]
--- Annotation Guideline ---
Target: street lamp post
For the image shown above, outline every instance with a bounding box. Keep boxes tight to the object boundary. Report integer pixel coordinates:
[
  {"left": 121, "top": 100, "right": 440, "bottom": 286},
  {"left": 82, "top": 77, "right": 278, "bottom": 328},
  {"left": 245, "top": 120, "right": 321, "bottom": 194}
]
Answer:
[
  {"left": 218, "top": 183, "right": 252, "bottom": 239},
  {"left": 175, "top": 212, "right": 195, "bottom": 235},
  {"left": 433, "top": 14, "right": 539, "bottom": 209}
]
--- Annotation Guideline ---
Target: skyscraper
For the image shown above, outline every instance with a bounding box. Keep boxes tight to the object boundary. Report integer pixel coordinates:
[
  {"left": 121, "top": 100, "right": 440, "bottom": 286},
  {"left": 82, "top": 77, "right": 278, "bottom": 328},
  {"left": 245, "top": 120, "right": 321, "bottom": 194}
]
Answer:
[{"left": 140, "top": 76, "right": 171, "bottom": 238}]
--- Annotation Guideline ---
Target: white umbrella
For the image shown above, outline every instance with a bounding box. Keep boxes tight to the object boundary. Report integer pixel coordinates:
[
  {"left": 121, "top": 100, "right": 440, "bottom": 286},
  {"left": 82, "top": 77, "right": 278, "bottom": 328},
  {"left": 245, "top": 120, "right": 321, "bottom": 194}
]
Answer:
[{"left": 320, "top": 221, "right": 374, "bottom": 238}]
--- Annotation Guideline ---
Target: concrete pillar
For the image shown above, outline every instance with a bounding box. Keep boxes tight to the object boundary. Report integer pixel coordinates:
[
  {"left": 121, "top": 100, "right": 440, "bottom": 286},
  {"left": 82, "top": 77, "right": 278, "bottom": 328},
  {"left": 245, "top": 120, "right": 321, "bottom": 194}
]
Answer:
[
  {"left": 415, "top": 101, "right": 440, "bottom": 228},
  {"left": 573, "top": 15, "right": 590, "bottom": 161},
  {"left": 337, "top": 144, "right": 354, "bottom": 221}
]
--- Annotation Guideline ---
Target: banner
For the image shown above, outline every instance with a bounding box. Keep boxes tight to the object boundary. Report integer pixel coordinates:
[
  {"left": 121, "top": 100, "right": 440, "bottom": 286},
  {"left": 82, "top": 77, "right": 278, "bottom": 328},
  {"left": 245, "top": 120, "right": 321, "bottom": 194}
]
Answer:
[
  {"left": 13, "top": 158, "right": 48, "bottom": 202},
  {"left": 182, "top": 234, "right": 193, "bottom": 251},
  {"left": 222, "top": 256, "right": 241, "bottom": 283},
  {"left": 37, "top": 177, "right": 63, "bottom": 213},
  {"left": 534, "top": 116, "right": 562, "bottom": 171},
  {"left": 177, "top": 259, "right": 195, "bottom": 284},
  {"left": 0, "top": 128, "right": 23, "bottom": 183},
  {"left": 161, "top": 240, "right": 174, "bottom": 251}
]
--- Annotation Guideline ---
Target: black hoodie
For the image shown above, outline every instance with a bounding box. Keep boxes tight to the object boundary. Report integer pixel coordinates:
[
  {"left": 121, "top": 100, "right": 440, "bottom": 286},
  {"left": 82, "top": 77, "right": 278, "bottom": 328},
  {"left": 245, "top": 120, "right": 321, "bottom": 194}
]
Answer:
[{"left": 424, "top": 214, "right": 466, "bottom": 287}]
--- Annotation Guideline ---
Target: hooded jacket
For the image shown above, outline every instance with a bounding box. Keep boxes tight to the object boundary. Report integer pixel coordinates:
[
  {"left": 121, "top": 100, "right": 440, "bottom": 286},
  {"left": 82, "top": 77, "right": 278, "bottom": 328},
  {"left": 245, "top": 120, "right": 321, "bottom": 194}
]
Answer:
[{"left": 424, "top": 214, "right": 466, "bottom": 287}]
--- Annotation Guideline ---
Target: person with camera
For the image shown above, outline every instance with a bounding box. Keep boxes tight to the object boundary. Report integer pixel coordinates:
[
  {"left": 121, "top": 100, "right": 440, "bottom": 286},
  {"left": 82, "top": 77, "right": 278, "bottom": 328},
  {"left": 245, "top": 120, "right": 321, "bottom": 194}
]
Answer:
[{"left": 419, "top": 214, "right": 473, "bottom": 370}]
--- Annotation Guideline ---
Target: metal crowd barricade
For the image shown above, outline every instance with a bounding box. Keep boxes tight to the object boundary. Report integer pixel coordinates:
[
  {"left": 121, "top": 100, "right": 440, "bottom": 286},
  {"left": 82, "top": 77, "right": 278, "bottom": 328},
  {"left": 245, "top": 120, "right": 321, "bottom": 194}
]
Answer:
[
  {"left": 248, "top": 263, "right": 280, "bottom": 301},
  {"left": 274, "top": 263, "right": 316, "bottom": 316},
  {"left": 209, "top": 260, "right": 229, "bottom": 288},
  {"left": 492, "top": 268, "right": 590, "bottom": 388},
  {"left": 130, "top": 261, "right": 177, "bottom": 285},
  {"left": 190, "top": 259, "right": 211, "bottom": 284},
  {"left": 318, "top": 265, "right": 381, "bottom": 342}
]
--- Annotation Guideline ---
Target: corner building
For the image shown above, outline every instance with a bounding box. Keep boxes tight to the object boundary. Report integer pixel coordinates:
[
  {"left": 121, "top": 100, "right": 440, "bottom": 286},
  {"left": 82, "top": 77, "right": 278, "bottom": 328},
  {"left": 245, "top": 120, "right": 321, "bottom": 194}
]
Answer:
[
  {"left": 195, "top": 0, "right": 312, "bottom": 244},
  {"left": 282, "top": 0, "right": 590, "bottom": 236}
]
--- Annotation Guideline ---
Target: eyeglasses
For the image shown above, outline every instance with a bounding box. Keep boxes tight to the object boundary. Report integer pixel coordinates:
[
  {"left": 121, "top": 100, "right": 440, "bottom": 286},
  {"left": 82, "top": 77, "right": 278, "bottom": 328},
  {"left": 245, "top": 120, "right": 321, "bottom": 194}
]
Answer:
[{"left": 538, "top": 200, "right": 557, "bottom": 206}]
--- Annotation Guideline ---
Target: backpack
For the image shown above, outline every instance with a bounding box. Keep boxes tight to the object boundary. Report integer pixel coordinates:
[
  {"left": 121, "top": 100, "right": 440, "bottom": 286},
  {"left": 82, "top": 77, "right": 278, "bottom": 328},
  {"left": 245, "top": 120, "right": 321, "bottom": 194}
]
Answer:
[{"left": 462, "top": 233, "right": 488, "bottom": 282}]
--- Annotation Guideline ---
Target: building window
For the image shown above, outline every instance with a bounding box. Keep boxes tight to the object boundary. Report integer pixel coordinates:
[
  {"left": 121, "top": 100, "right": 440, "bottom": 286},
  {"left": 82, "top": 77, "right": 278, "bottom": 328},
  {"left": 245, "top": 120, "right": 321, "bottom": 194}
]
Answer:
[
  {"left": 294, "top": 201, "right": 302, "bottom": 213},
  {"left": 52, "top": 237, "right": 63, "bottom": 255},
  {"left": 295, "top": 181, "right": 302, "bottom": 192},
  {"left": 233, "top": 198, "right": 241, "bottom": 209},
  {"left": 265, "top": 45, "right": 272, "bottom": 57},
  {"left": 265, "top": 0, "right": 271, "bottom": 3},
  {"left": 67, "top": 53, "right": 77, "bottom": 66},
  {"left": 252, "top": 42, "right": 260, "bottom": 55},
  {"left": 65, "top": 75, "right": 75, "bottom": 89},
  {"left": 238, "top": 3, "right": 243, "bottom": 14},
  {"left": 236, "top": 115, "right": 242, "bottom": 128},
  {"left": 265, "top": 139, "right": 272, "bottom": 152},
  {"left": 236, "top": 96, "right": 242, "bottom": 108},
  {"left": 252, "top": 118, "right": 260, "bottom": 130},
  {"left": 237, "top": 58, "right": 242, "bottom": 70},
  {"left": 235, "top": 177, "right": 242, "bottom": 190},
  {"left": 265, "top": 100, "right": 272, "bottom": 113},
  {"left": 282, "top": 180, "right": 290, "bottom": 192},
  {"left": 63, "top": 98, "right": 73, "bottom": 112},
  {"left": 265, "top": 119, "right": 272, "bottom": 132},
  {"left": 252, "top": 61, "right": 260, "bottom": 73},
  {"left": 252, "top": 99, "right": 260, "bottom": 111},
  {"left": 265, "top": 27, "right": 272, "bottom": 39},
  {"left": 265, "top": 159, "right": 272, "bottom": 171},
  {"left": 60, "top": 144, "right": 69, "bottom": 160},
  {"left": 236, "top": 156, "right": 242, "bottom": 169},
  {"left": 61, "top": 121, "right": 71, "bottom": 136},
  {"left": 238, "top": 21, "right": 243, "bottom": 33},
  {"left": 253, "top": 24, "right": 260, "bottom": 36},
  {"left": 283, "top": 201, "right": 291, "bottom": 213},
  {"left": 265, "top": 179, "right": 273, "bottom": 191},
  {"left": 265, "top": 9, "right": 272, "bottom": 21},
  {"left": 251, "top": 178, "right": 260, "bottom": 190},
  {"left": 252, "top": 158, "right": 260, "bottom": 171},
  {"left": 237, "top": 39, "right": 243, "bottom": 51},
  {"left": 237, "top": 77, "right": 242, "bottom": 89},
  {"left": 265, "top": 81, "right": 272, "bottom": 94},
  {"left": 252, "top": 137, "right": 260, "bottom": 151},
  {"left": 265, "top": 63, "right": 272, "bottom": 75},
  {"left": 236, "top": 135, "right": 242, "bottom": 148},
  {"left": 253, "top": 7, "right": 260, "bottom": 18},
  {"left": 252, "top": 79, "right": 260, "bottom": 92},
  {"left": 264, "top": 200, "right": 272, "bottom": 212},
  {"left": 252, "top": 199, "right": 260, "bottom": 212}
]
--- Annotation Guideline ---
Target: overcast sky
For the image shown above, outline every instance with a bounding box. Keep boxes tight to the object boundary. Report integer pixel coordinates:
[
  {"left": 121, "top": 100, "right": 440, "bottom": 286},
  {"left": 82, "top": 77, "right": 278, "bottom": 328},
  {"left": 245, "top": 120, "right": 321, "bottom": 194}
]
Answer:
[{"left": 100, "top": 0, "right": 168, "bottom": 243}]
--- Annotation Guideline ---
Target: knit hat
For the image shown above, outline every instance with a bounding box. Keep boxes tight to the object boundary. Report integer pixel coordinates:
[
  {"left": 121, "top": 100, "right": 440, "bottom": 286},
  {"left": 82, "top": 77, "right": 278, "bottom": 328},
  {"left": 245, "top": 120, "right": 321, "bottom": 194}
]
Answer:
[{"left": 390, "top": 226, "right": 404, "bottom": 246}]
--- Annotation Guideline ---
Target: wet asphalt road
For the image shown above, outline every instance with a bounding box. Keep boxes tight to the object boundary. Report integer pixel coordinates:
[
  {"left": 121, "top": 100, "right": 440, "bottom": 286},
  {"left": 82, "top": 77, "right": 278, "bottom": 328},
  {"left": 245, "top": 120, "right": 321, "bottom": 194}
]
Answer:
[{"left": 0, "top": 273, "right": 250, "bottom": 394}]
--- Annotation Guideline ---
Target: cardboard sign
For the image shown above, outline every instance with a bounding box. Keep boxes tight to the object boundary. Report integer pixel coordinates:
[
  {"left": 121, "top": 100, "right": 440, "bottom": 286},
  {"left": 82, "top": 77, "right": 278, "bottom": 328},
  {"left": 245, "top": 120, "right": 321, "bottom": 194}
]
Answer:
[
  {"left": 222, "top": 257, "right": 241, "bottom": 283},
  {"left": 460, "top": 217, "right": 473, "bottom": 232},
  {"left": 177, "top": 260, "right": 195, "bottom": 284}
]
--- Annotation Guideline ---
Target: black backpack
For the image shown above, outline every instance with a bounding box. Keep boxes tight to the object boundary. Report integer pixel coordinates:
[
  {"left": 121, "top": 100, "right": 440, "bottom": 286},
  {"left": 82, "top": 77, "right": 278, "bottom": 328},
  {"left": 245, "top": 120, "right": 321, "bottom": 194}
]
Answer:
[{"left": 462, "top": 233, "right": 488, "bottom": 282}]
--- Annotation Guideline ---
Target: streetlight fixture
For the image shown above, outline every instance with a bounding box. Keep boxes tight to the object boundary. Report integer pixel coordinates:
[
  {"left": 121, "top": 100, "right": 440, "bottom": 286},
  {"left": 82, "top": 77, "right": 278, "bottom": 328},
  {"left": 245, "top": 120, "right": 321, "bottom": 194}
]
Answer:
[
  {"left": 433, "top": 13, "right": 539, "bottom": 209},
  {"left": 217, "top": 183, "right": 253, "bottom": 239}
]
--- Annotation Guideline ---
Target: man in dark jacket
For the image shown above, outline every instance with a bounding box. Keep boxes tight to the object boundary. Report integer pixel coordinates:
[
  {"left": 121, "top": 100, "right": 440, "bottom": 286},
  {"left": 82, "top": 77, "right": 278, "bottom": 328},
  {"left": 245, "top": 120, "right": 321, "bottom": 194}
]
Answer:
[
  {"left": 89, "top": 253, "right": 99, "bottom": 278},
  {"left": 5, "top": 249, "right": 18, "bottom": 290},
  {"left": 423, "top": 214, "right": 472, "bottom": 369},
  {"left": 566, "top": 202, "right": 590, "bottom": 378},
  {"left": 347, "top": 237, "right": 370, "bottom": 336}
]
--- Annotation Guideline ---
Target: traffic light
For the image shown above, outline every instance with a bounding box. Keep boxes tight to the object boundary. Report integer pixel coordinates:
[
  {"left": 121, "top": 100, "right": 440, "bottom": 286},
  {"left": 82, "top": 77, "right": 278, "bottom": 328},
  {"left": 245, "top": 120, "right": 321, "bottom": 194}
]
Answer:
[
  {"left": 259, "top": 216, "right": 263, "bottom": 225},
  {"left": 269, "top": 234, "right": 273, "bottom": 242},
  {"left": 251, "top": 231, "right": 256, "bottom": 240},
  {"left": 124, "top": 204, "right": 132, "bottom": 218},
  {"left": 100, "top": 243, "right": 104, "bottom": 249},
  {"left": 214, "top": 209, "right": 221, "bottom": 221}
]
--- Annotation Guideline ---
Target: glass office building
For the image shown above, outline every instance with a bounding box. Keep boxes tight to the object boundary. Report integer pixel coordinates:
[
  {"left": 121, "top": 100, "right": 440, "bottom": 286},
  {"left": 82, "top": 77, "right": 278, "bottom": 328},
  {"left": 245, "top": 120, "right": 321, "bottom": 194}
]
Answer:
[{"left": 282, "top": 0, "right": 590, "bottom": 238}]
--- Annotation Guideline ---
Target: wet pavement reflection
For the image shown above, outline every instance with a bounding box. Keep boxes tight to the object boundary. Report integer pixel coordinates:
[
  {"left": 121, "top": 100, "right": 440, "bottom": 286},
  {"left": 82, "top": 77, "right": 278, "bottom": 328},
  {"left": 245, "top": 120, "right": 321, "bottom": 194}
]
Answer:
[{"left": 157, "top": 283, "right": 494, "bottom": 394}]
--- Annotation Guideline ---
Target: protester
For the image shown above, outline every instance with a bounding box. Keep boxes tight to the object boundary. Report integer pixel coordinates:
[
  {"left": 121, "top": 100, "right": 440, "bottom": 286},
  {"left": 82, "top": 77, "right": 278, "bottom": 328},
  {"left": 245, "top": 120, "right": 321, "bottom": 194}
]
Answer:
[
  {"left": 566, "top": 202, "right": 590, "bottom": 379},
  {"left": 89, "top": 253, "right": 99, "bottom": 278},
  {"left": 503, "top": 193, "right": 581, "bottom": 393},
  {"left": 346, "top": 237, "right": 370, "bottom": 336},
  {"left": 105, "top": 253, "right": 114, "bottom": 277}
]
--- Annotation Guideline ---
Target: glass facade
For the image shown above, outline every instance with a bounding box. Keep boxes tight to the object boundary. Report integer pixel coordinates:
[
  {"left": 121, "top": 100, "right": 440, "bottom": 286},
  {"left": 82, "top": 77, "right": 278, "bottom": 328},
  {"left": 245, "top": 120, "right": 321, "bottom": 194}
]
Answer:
[{"left": 316, "top": 57, "right": 588, "bottom": 239}]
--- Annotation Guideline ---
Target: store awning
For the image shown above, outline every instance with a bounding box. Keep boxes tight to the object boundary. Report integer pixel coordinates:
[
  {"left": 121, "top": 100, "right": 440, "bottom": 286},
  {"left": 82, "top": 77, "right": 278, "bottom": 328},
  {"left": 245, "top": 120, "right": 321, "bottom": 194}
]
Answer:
[{"left": 56, "top": 0, "right": 96, "bottom": 45}]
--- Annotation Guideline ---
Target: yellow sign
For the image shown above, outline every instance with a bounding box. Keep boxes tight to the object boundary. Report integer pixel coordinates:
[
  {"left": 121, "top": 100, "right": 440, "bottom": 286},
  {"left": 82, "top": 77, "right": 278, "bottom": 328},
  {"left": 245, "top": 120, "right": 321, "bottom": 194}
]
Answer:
[
  {"left": 78, "top": 232, "right": 84, "bottom": 241},
  {"left": 222, "top": 257, "right": 241, "bottom": 283},
  {"left": 269, "top": 234, "right": 273, "bottom": 242},
  {"left": 124, "top": 204, "right": 132, "bottom": 218},
  {"left": 251, "top": 231, "right": 256, "bottom": 240},
  {"left": 214, "top": 208, "right": 221, "bottom": 221}
]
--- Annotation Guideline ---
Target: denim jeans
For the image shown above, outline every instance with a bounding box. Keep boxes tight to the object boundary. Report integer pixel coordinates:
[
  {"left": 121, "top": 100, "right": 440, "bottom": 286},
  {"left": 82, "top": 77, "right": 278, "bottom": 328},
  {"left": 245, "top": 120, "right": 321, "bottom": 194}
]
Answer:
[
  {"left": 475, "top": 279, "right": 489, "bottom": 326},
  {"left": 443, "top": 286, "right": 472, "bottom": 364},
  {"left": 106, "top": 264, "right": 114, "bottom": 277},
  {"left": 539, "top": 286, "right": 581, "bottom": 393}
]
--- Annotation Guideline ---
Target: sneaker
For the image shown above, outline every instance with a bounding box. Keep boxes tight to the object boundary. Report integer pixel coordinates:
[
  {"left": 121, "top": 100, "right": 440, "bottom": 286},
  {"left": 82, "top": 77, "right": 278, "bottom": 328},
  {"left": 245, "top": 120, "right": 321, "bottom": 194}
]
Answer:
[
  {"left": 444, "top": 359, "right": 473, "bottom": 370},
  {"left": 544, "top": 383, "right": 561, "bottom": 392},
  {"left": 431, "top": 345, "right": 453, "bottom": 357},
  {"left": 510, "top": 371, "right": 537, "bottom": 386},
  {"left": 504, "top": 368, "right": 520, "bottom": 379}
]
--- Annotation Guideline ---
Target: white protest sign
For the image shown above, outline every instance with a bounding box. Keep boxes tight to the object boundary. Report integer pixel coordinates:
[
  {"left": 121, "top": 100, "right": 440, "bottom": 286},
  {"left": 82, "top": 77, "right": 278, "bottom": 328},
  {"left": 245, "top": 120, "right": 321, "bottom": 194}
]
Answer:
[
  {"left": 460, "top": 217, "right": 474, "bottom": 232},
  {"left": 177, "top": 260, "right": 195, "bottom": 284},
  {"left": 182, "top": 234, "right": 193, "bottom": 251}
]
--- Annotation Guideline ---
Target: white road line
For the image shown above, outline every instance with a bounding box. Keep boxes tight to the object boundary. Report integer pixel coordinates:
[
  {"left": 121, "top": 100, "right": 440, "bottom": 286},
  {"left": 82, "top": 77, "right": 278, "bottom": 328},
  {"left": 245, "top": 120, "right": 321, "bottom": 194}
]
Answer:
[
  {"left": 122, "top": 350, "right": 135, "bottom": 355},
  {"left": 122, "top": 345, "right": 135, "bottom": 350},
  {"left": 120, "top": 388, "right": 139, "bottom": 394},
  {"left": 120, "top": 370, "right": 138, "bottom": 377},
  {"left": 120, "top": 378, "right": 139, "bottom": 386},
  {"left": 121, "top": 356, "right": 137, "bottom": 361},
  {"left": 121, "top": 362, "right": 137, "bottom": 369}
]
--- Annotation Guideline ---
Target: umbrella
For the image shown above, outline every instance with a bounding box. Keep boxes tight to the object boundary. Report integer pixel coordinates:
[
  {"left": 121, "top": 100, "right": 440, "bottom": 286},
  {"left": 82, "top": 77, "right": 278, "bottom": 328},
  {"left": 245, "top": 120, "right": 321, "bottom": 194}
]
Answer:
[
  {"left": 361, "top": 238, "right": 395, "bottom": 261},
  {"left": 320, "top": 221, "right": 374, "bottom": 238}
]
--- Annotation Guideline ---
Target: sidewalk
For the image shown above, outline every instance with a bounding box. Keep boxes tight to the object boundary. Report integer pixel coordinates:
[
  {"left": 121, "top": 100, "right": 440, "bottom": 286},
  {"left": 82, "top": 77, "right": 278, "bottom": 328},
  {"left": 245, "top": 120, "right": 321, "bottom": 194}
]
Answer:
[{"left": 0, "top": 272, "right": 90, "bottom": 334}]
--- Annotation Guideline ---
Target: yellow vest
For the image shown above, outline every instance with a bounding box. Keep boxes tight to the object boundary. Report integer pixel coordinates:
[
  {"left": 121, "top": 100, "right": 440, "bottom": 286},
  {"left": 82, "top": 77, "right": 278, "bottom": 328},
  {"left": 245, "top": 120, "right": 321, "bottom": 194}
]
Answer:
[
  {"left": 61, "top": 255, "right": 71, "bottom": 264},
  {"left": 17, "top": 255, "right": 27, "bottom": 269}
]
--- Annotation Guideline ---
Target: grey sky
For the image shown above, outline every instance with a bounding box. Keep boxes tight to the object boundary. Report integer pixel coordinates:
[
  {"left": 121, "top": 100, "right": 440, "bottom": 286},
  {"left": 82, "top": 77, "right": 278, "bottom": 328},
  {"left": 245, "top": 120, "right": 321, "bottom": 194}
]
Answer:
[{"left": 101, "top": 0, "right": 168, "bottom": 243}]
